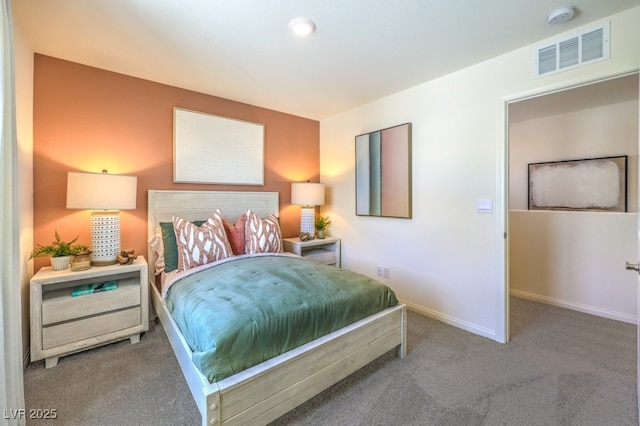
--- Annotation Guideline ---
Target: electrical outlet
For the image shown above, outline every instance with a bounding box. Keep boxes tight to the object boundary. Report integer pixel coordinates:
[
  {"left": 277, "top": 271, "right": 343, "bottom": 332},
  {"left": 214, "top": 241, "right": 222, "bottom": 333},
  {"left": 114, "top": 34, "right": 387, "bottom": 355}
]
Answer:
[{"left": 377, "top": 265, "right": 390, "bottom": 278}]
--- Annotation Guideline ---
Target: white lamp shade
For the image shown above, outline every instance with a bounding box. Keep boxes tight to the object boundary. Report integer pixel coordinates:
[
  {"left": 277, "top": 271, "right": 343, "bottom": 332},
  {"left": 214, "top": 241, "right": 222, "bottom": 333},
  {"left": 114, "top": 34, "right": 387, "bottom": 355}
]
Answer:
[
  {"left": 66, "top": 171, "right": 137, "bottom": 266},
  {"left": 291, "top": 182, "right": 325, "bottom": 206},
  {"left": 67, "top": 171, "right": 137, "bottom": 210}
]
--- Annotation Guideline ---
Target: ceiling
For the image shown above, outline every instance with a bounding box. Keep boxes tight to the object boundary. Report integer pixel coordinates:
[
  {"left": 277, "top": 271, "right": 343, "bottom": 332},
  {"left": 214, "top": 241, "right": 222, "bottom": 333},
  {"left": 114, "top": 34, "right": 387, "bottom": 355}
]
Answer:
[
  {"left": 509, "top": 72, "right": 639, "bottom": 122},
  {"left": 11, "top": 0, "right": 640, "bottom": 120}
]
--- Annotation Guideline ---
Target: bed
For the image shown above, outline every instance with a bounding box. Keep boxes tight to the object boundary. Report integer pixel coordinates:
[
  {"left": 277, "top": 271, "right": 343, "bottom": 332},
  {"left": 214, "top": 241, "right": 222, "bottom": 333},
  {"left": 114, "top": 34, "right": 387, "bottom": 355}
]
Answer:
[{"left": 147, "top": 190, "right": 406, "bottom": 425}]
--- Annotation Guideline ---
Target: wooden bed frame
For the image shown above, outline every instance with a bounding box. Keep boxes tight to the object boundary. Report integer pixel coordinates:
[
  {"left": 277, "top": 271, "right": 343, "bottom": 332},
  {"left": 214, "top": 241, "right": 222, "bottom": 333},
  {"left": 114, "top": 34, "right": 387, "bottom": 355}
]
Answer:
[{"left": 147, "top": 190, "right": 406, "bottom": 425}]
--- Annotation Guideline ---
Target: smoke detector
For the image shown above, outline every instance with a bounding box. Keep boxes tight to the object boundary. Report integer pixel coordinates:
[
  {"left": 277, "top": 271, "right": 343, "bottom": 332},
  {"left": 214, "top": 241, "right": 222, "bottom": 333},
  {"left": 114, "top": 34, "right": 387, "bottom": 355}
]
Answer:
[{"left": 547, "top": 6, "right": 576, "bottom": 25}]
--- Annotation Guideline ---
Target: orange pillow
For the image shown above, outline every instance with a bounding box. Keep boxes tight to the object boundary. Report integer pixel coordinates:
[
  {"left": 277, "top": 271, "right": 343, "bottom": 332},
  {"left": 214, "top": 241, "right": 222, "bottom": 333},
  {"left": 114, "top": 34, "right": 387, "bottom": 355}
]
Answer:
[{"left": 223, "top": 214, "right": 247, "bottom": 255}]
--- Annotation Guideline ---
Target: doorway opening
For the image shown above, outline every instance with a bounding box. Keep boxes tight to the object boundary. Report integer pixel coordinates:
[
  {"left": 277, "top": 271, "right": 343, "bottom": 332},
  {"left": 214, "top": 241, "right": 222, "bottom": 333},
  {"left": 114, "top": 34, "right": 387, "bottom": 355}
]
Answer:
[{"left": 505, "top": 72, "right": 639, "bottom": 339}]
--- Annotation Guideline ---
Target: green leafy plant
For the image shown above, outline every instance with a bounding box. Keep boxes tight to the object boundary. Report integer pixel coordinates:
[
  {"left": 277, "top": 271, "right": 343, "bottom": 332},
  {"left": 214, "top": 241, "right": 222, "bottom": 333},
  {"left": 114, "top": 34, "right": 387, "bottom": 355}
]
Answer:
[
  {"left": 315, "top": 215, "right": 331, "bottom": 230},
  {"left": 29, "top": 230, "right": 89, "bottom": 259}
]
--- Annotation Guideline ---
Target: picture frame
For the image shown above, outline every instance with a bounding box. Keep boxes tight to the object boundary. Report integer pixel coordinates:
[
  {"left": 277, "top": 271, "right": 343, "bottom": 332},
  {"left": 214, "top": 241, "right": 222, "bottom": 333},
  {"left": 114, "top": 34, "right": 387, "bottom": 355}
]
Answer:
[
  {"left": 528, "top": 155, "right": 627, "bottom": 212},
  {"left": 355, "top": 123, "right": 412, "bottom": 218},
  {"left": 173, "top": 108, "right": 264, "bottom": 185}
]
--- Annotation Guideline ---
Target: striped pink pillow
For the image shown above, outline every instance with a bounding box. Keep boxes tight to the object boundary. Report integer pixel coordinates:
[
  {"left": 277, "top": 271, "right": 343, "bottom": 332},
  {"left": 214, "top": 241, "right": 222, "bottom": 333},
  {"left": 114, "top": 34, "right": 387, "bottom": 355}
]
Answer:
[
  {"left": 245, "top": 210, "right": 283, "bottom": 254},
  {"left": 173, "top": 210, "right": 233, "bottom": 271}
]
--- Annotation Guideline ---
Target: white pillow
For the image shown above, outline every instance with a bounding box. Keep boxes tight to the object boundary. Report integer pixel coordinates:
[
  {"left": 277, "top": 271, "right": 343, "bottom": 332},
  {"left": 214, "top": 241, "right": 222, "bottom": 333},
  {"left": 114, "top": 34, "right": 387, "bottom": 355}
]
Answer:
[{"left": 148, "top": 233, "right": 165, "bottom": 276}]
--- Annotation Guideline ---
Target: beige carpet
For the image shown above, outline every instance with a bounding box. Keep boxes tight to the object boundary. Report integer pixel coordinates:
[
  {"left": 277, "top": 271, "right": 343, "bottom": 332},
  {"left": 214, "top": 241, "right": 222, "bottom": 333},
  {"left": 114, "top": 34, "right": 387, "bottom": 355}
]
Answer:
[{"left": 24, "top": 297, "right": 638, "bottom": 425}]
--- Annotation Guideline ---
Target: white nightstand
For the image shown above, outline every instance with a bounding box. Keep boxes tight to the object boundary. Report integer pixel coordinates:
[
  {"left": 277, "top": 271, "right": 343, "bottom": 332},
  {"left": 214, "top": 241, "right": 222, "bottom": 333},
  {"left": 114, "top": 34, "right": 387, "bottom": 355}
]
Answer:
[
  {"left": 30, "top": 257, "right": 149, "bottom": 368},
  {"left": 283, "top": 236, "right": 341, "bottom": 267}
]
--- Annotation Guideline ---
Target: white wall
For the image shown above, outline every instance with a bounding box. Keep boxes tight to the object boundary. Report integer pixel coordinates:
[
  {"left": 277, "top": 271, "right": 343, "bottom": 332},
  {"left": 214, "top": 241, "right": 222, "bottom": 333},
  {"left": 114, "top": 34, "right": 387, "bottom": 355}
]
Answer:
[
  {"left": 510, "top": 210, "right": 637, "bottom": 323},
  {"left": 13, "top": 11, "right": 34, "bottom": 362},
  {"left": 510, "top": 97, "right": 639, "bottom": 212},
  {"left": 320, "top": 7, "right": 640, "bottom": 341}
]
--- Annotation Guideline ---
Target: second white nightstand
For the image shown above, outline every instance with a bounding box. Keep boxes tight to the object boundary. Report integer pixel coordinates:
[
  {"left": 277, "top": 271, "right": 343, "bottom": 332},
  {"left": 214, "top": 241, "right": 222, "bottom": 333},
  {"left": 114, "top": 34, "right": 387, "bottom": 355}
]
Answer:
[{"left": 283, "top": 236, "right": 341, "bottom": 267}]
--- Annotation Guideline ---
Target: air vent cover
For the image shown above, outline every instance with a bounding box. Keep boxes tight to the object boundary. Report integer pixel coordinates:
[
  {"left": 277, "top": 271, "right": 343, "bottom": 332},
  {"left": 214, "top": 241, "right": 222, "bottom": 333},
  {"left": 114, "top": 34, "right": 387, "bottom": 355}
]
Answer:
[{"left": 534, "top": 22, "right": 610, "bottom": 78}]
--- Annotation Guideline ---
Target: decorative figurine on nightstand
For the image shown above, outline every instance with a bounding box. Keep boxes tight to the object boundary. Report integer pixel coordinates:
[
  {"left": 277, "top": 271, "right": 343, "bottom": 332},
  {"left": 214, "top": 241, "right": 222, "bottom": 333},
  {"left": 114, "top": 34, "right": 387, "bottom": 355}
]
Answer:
[
  {"left": 315, "top": 216, "right": 330, "bottom": 239},
  {"left": 299, "top": 232, "right": 314, "bottom": 241},
  {"left": 117, "top": 249, "right": 138, "bottom": 265}
]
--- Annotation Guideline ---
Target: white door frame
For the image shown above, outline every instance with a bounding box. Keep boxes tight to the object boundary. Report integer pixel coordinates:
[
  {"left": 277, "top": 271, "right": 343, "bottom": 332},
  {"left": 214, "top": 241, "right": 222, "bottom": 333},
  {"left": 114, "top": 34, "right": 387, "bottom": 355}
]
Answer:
[
  {"left": 635, "top": 69, "right": 640, "bottom": 415},
  {"left": 497, "top": 69, "right": 640, "bottom": 344}
]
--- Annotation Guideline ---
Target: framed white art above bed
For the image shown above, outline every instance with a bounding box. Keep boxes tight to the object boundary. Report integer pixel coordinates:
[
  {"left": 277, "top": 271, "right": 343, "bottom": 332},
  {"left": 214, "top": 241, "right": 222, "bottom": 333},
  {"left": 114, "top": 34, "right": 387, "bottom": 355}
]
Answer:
[{"left": 173, "top": 108, "right": 265, "bottom": 185}]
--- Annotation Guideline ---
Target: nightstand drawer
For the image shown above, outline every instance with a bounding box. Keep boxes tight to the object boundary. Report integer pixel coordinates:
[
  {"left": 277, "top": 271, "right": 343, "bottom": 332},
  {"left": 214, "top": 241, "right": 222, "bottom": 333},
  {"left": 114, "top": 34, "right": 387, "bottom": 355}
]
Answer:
[
  {"left": 42, "top": 307, "right": 141, "bottom": 349},
  {"left": 41, "top": 276, "right": 140, "bottom": 325}
]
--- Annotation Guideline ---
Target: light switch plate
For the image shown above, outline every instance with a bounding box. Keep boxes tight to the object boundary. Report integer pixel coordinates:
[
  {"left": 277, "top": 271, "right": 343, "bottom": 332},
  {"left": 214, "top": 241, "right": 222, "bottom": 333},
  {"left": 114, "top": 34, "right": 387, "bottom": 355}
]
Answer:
[{"left": 476, "top": 198, "right": 493, "bottom": 214}]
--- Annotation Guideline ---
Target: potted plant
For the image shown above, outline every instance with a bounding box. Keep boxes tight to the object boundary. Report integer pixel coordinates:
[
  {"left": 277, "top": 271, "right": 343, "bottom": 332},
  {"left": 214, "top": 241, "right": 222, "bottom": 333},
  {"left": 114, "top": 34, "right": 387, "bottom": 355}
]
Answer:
[
  {"left": 70, "top": 248, "right": 93, "bottom": 271},
  {"left": 29, "top": 231, "right": 89, "bottom": 271},
  {"left": 315, "top": 216, "right": 331, "bottom": 239}
]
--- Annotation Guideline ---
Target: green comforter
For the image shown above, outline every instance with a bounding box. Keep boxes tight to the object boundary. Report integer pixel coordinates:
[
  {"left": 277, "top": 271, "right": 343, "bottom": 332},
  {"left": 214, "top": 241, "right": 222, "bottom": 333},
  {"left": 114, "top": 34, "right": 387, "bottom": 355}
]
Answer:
[{"left": 166, "top": 254, "right": 398, "bottom": 383}]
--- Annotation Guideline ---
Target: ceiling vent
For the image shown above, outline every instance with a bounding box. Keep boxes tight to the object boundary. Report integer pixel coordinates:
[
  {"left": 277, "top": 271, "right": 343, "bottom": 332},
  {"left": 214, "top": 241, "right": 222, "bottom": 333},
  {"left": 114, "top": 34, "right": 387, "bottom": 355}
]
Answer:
[{"left": 534, "top": 22, "right": 610, "bottom": 78}]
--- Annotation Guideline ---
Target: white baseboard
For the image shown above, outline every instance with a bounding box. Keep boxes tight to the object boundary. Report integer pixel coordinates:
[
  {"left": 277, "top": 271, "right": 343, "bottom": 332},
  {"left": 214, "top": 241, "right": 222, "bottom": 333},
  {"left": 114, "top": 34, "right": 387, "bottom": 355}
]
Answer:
[
  {"left": 510, "top": 289, "right": 637, "bottom": 325},
  {"left": 399, "top": 298, "right": 498, "bottom": 341}
]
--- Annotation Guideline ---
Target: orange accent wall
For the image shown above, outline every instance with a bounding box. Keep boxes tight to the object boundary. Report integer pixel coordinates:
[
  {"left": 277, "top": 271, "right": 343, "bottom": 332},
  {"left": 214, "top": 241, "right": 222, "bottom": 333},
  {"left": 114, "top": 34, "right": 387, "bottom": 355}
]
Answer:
[{"left": 33, "top": 54, "right": 319, "bottom": 271}]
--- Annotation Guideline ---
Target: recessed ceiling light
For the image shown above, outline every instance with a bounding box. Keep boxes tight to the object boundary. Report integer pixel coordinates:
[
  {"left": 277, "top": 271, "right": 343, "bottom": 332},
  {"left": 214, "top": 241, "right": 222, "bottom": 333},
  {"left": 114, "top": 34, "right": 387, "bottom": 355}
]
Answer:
[
  {"left": 547, "top": 6, "right": 576, "bottom": 25},
  {"left": 289, "top": 17, "right": 316, "bottom": 37}
]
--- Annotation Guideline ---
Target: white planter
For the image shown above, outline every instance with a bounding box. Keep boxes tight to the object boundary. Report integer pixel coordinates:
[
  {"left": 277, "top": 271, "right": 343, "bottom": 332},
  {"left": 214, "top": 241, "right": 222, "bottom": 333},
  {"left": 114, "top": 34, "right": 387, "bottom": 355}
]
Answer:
[{"left": 50, "top": 256, "right": 71, "bottom": 271}]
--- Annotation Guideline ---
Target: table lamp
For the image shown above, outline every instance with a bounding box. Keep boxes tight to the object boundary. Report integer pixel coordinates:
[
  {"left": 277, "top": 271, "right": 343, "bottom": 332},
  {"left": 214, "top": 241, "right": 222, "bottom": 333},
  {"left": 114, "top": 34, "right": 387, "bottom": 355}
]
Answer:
[
  {"left": 291, "top": 182, "right": 325, "bottom": 237},
  {"left": 66, "top": 170, "right": 137, "bottom": 266}
]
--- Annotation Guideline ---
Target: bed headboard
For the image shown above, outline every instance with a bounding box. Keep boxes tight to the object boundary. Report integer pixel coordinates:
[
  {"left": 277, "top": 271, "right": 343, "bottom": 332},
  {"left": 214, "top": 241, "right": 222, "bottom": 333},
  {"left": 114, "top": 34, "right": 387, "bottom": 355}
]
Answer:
[{"left": 147, "top": 190, "right": 279, "bottom": 284}]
